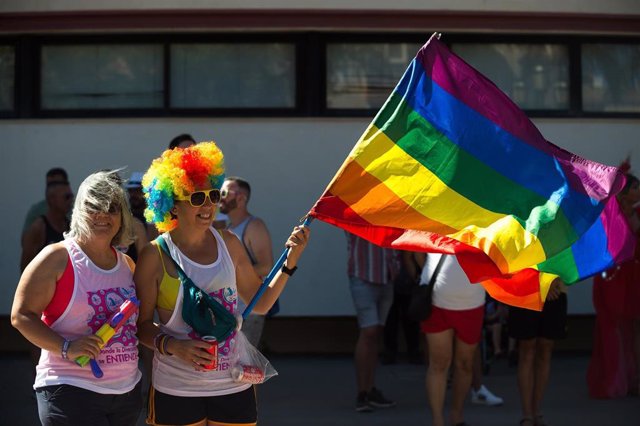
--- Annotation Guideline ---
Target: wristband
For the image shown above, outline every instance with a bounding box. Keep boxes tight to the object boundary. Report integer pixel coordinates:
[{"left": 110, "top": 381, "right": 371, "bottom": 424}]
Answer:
[
  {"left": 281, "top": 264, "right": 298, "bottom": 276},
  {"left": 61, "top": 339, "right": 71, "bottom": 360}
]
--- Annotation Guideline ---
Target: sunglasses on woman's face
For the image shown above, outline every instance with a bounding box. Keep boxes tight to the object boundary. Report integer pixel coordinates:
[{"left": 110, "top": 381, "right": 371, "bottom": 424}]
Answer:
[
  {"left": 176, "top": 189, "right": 221, "bottom": 207},
  {"left": 86, "top": 202, "right": 121, "bottom": 215}
]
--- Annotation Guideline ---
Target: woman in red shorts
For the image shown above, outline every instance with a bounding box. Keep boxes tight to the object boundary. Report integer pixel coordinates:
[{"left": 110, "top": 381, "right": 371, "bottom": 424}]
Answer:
[{"left": 419, "top": 253, "right": 486, "bottom": 426}]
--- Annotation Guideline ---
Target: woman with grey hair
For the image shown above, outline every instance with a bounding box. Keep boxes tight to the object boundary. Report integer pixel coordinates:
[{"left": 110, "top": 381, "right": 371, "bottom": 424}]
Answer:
[{"left": 11, "top": 170, "right": 143, "bottom": 426}]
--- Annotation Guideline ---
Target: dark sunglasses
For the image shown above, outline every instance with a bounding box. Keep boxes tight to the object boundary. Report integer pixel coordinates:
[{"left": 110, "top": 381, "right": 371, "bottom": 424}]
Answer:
[
  {"left": 176, "top": 189, "right": 221, "bottom": 207},
  {"left": 86, "top": 201, "right": 121, "bottom": 215}
]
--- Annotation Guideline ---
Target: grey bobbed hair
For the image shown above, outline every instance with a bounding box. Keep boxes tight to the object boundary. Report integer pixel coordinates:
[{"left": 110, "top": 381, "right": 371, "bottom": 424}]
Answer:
[{"left": 65, "top": 170, "right": 134, "bottom": 247}]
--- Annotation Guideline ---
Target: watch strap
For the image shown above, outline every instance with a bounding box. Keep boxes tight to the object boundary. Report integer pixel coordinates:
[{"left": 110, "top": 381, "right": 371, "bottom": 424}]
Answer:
[{"left": 281, "top": 264, "right": 298, "bottom": 276}]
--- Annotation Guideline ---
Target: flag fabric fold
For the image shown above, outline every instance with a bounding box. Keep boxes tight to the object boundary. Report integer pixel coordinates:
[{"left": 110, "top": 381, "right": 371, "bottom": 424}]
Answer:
[{"left": 309, "top": 33, "right": 633, "bottom": 310}]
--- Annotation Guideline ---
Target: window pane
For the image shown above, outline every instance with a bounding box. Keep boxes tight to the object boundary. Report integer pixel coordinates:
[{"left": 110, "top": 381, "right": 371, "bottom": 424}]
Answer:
[
  {"left": 453, "top": 43, "right": 569, "bottom": 110},
  {"left": 0, "top": 46, "right": 15, "bottom": 111},
  {"left": 582, "top": 44, "right": 640, "bottom": 113},
  {"left": 171, "top": 44, "right": 295, "bottom": 108},
  {"left": 41, "top": 44, "right": 163, "bottom": 109},
  {"left": 326, "top": 43, "right": 422, "bottom": 109}
]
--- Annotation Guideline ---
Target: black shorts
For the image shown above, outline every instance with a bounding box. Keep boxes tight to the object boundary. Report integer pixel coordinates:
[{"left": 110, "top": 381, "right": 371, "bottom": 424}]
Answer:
[
  {"left": 36, "top": 382, "right": 142, "bottom": 426},
  {"left": 508, "top": 293, "right": 567, "bottom": 340},
  {"left": 147, "top": 385, "right": 257, "bottom": 426}
]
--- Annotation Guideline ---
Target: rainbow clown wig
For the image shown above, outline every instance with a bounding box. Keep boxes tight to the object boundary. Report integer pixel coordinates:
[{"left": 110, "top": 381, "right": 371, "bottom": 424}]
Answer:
[{"left": 142, "top": 141, "right": 225, "bottom": 233}]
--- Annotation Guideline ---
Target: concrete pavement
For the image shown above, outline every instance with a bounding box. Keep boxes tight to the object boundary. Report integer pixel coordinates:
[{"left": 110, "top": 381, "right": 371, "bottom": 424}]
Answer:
[{"left": 2, "top": 353, "right": 638, "bottom": 425}]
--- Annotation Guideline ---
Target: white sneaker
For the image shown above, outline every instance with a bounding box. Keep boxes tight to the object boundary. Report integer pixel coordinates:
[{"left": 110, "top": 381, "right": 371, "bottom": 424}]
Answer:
[{"left": 471, "top": 384, "right": 504, "bottom": 406}]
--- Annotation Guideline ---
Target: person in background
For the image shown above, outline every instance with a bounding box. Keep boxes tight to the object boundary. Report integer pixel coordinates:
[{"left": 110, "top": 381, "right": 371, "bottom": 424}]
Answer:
[
  {"left": 382, "top": 250, "right": 421, "bottom": 365},
  {"left": 219, "top": 176, "right": 274, "bottom": 347},
  {"left": 22, "top": 168, "right": 69, "bottom": 235},
  {"left": 124, "top": 172, "right": 155, "bottom": 259},
  {"left": 134, "top": 142, "right": 309, "bottom": 426},
  {"left": 588, "top": 169, "right": 640, "bottom": 399},
  {"left": 470, "top": 347, "right": 504, "bottom": 407},
  {"left": 419, "top": 253, "right": 485, "bottom": 426},
  {"left": 168, "top": 133, "right": 196, "bottom": 150},
  {"left": 21, "top": 180, "right": 74, "bottom": 271},
  {"left": 509, "top": 278, "right": 567, "bottom": 426},
  {"left": 12, "top": 170, "right": 142, "bottom": 426},
  {"left": 347, "top": 233, "right": 397, "bottom": 412}
]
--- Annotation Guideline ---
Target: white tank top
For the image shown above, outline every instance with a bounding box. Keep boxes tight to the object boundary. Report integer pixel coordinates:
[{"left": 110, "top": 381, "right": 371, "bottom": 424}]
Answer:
[
  {"left": 421, "top": 254, "right": 485, "bottom": 311},
  {"left": 34, "top": 239, "right": 141, "bottom": 394},
  {"left": 153, "top": 228, "right": 251, "bottom": 397}
]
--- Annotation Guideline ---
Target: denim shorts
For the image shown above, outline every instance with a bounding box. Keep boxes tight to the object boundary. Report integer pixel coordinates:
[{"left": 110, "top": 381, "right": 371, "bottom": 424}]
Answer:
[
  {"left": 349, "top": 276, "right": 394, "bottom": 328},
  {"left": 36, "top": 382, "right": 142, "bottom": 426}
]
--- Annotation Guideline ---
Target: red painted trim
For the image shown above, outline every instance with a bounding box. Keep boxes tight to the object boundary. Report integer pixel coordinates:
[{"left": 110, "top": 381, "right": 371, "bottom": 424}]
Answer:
[{"left": 0, "top": 9, "right": 639, "bottom": 35}]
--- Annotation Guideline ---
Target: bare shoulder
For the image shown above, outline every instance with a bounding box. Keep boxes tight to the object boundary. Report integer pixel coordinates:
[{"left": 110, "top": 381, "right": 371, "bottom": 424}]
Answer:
[
  {"left": 247, "top": 217, "right": 268, "bottom": 231},
  {"left": 23, "top": 241, "right": 69, "bottom": 277},
  {"left": 246, "top": 217, "right": 271, "bottom": 238},
  {"left": 219, "top": 228, "right": 242, "bottom": 246},
  {"left": 137, "top": 240, "right": 161, "bottom": 265},
  {"left": 218, "top": 228, "right": 244, "bottom": 255}
]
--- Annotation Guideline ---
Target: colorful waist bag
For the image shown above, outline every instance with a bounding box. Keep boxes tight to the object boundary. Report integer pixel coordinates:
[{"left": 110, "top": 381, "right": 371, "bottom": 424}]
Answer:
[{"left": 156, "top": 237, "right": 237, "bottom": 341}]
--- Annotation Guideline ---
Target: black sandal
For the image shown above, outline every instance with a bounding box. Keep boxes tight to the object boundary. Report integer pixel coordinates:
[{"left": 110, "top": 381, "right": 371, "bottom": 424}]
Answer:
[{"left": 519, "top": 418, "right": 534, "bottom": 426}]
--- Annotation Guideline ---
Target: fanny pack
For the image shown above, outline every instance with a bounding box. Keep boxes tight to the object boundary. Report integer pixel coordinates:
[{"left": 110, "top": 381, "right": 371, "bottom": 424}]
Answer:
[{"left": 156, "top": 236, "right": 237, "bottom": 341}]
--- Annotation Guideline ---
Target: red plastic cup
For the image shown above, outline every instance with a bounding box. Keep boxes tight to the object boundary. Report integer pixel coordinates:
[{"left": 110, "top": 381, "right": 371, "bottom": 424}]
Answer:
[{"left": 200, "top": 336, "right": 218, "bottom": 370}]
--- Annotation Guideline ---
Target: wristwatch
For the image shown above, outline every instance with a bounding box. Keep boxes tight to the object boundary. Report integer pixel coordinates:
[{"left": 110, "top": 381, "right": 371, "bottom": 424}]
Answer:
[{"left": 281, "top": 264, "right": 298, "bottom": 276}]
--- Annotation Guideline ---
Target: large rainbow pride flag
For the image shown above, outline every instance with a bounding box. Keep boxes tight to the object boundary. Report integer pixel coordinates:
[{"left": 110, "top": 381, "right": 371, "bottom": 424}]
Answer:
[{"left": 308, "top": 34, "right": 634, "bottom": 310}]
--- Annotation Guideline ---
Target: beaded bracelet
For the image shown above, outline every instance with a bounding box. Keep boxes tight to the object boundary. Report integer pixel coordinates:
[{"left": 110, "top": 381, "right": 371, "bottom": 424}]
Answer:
[{"left": 61, "top": 339, "right": 71, "bottom": 360}]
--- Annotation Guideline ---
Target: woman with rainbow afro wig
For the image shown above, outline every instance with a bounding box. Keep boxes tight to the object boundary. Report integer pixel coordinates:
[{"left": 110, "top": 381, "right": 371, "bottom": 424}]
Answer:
[
  {"left": 142, "top": 142, "right": 225, "bottom": 233},
  {"left": 134, "top": 141, "right": 310, "bottom": 426}
]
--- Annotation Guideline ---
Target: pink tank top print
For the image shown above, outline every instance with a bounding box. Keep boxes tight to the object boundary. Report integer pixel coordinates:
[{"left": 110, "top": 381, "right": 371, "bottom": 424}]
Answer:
[
  {"left": 34, "top": 239, "right": 141, "bottom": 394},
  {"left": 87, "top": 287, "right": 138, "bottom": 348}
]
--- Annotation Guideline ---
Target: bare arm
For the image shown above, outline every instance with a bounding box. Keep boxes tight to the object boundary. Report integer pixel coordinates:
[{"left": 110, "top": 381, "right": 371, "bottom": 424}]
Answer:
[
  {"left": 12, "top": 243, "right": 102, "bottom": 360},
  {"left": 244, "top": 218, "right": 274, "bottom": 278},
  {"left": 20, "top": 218, "right": 45, "bottom": 272},
  {"left": 226, "top": 225, "right": 309, "bottom": 315},
  {"left": 133, "top": 243, "right": 164, "bottom": 351}
]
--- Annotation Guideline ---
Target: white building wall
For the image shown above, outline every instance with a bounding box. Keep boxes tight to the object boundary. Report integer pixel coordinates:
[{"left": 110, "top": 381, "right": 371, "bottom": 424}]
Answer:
[{"left": 2, "top": 118, "right": 639, "bottom": 315}]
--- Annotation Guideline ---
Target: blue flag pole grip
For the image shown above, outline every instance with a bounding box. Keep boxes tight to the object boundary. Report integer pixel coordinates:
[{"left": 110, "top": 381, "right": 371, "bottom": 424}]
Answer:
[{"left": 242, "top": 216, "right": 313, "bottom": 319}]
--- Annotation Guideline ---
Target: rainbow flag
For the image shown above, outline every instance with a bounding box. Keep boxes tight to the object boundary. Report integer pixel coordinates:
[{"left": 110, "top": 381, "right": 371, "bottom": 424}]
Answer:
[{"left": 308, "top": 34, "right": 633, "bottom": 310}]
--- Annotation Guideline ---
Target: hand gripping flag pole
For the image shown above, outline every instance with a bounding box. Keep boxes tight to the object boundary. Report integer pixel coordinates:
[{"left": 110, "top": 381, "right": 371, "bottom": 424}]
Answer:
[{"left": 242, "top": 216, "right": 313, "bottom": 319}]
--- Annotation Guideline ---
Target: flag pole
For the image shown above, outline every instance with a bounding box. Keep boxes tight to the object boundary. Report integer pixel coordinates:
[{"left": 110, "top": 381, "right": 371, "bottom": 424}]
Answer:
[{"left": 242, "top": 216, "right": 313, "bottom": 319}]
